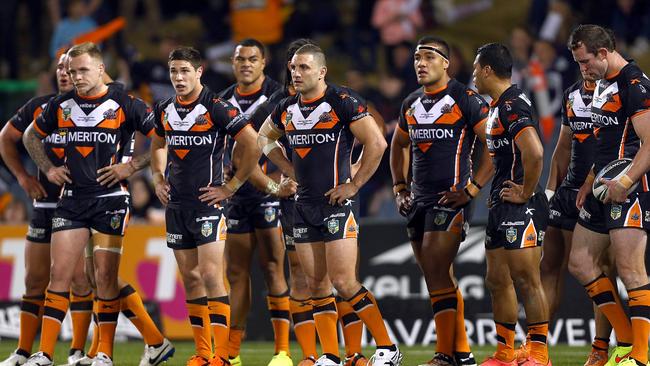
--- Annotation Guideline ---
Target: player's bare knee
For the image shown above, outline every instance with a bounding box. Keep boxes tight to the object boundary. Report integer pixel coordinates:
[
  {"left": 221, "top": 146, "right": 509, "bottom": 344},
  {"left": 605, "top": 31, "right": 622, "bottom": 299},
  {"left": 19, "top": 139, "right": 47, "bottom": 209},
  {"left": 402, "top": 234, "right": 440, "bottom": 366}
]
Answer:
[
  {"left": 567, "top": 253, "right": 593, "bottom": 283},
  {"left": 330, "top": 277, "right": 358, "bottom": 299},
  {"left": 24, "top": 275, "right": 49, "bottom": 296},
  {"left": 616, "top": 263, "right": 648, "bottom": 289},
  {"left": 180, "top": 270, "right": 203, "bottom": 293},
  {"left": 485, "top": 271, "right": 511, "bottom": 293},
  {"left": 71, "top": 275, "right": 91, "bottom": 295},
  {"left": 94, "top": 266, "right": 118, "bottom": 289}
]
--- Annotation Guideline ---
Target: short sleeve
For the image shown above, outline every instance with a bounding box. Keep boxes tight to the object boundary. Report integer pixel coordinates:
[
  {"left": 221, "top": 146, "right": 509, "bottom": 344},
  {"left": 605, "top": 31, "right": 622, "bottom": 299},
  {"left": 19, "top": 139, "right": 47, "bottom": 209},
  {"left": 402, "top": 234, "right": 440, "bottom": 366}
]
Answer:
[
  {"left": 625, "top": 76, "right": 650, "bottom": 119},
  {"left": 250, "top": 89, "right": 286, "bottom": 131},
  {"left": 397, "top": 99, "right": 410, "bottom": 134},
  {"left": 150, "top": 102, "right": 165, "bottom": 137},
  {"left": 34, "top": 99, "right": 59, "bottom": 137},
  {"left": 212, "top": 100, "right": 248, "bottom": 138},
  {"left": 129, "top": 96, "right": 155, "bottom": 136},
  {"left": 504, "top": 99, "right": 537, "bottom": 139},
  {"left": 339, "top": 89, "right": 369, "bottom": 123},
  {"left": 269, "top": 100, "right": 288, "bottom": 132},
  {"left": 465, "top": 90, "right": 489, "bottom": 128},
  {"left": 8, "top": 98, "right": 39, "bottom": 133},
  {"left": 561, "top": 89, "right": 570, "bottom": 127}
]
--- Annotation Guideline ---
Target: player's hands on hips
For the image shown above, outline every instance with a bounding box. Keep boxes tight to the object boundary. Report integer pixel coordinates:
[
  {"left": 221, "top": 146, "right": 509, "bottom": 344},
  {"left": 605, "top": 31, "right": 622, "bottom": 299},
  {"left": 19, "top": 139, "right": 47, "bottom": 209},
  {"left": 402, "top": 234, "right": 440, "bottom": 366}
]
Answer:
[
  {"left": 395, "top": 190, "right": 412, "bottom": 216},
  {"left": 199, "top": 185, "right": 233, "bottom": 206},
  {"left": 153, "top": 175, "right": 170, "bottom": 206},
  {"left": 602, "top": 178, "right": 628, "bottom": 204},
  {"left": 96, "top": 163, "right": 136, "bottom": 187},
  {"left": 325, "top": 182, "right": 359, "bottom": 206},
  {"left": 277, "top": 176, "right": 297, "bottom": 198},
  {"left": 18, "top": 174, "right": 47, "bottom": 200},
  {"left": 500, "top": 180, "right": 528, "bottom": 204},
  {"left": 46, "top": 166, "right": 72, "bottom": 186},
  {"left": 438, "top": 189, "right": 471, "bottom": 208},
  {"left": 576, "top": 179, "right": 593, "bottom": 209}
]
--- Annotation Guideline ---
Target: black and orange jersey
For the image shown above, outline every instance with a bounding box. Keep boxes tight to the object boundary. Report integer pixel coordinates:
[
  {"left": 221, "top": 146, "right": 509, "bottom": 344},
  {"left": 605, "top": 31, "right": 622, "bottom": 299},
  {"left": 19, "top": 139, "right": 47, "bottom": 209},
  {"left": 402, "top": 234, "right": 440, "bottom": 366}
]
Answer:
[
  {"left": 397, "top": 79, "right": 488, "bottom": 204},
  {"left": 219, "top": 77, "right": 281, "bottom": 203},
  {"left": 8, "top": 94, "right": 61, "bottom": 205},
  {"left": 486, "top": 85, "right": 541, "bottom": 206},
  {"left": 591, "top": 62, "right": 650, "bottom": 191},
  {"left": 270, "top": 84, "right": 369, "bottom": 203},
  {"left": 151, "top": 86, "right": 249, "bottom": 209},
  {"left": 560, "top": 80, "right": 596, "bottom": 189},
  {"left": 34, "top": 87, "right": 154, "bottom": 199}
]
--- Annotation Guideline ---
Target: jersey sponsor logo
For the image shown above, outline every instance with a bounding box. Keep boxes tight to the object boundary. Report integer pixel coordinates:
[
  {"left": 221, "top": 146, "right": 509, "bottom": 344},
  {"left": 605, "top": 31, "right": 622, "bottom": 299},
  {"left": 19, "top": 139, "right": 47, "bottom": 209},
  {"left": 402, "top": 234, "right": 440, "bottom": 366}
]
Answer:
[
  {"left": 59, "top": 98, "right": 121, "bottom": 127},
  {"left": 65, "top": 130, "right": 117, "bottom": 144},
  {"left": 165, "top": 134, "right": 214, "bottom": 146},
  {"left": 486, "top": 137, "right": 509, "bottom": 150},
  {"left": 408, "top": 128, "right": 454, "bottom": 140},
  {"left": 591, "top": 113, "right": 619, "bottom": 126},
  {"left": 166, "top": 232, "right": 183, "bottom": 243},
  {"left": 287, "top": 132, "right": 336, "bottom": 145},
  {"left": 27, "top": 226, "right": 46, "bottom": 239},
  {"left": 568, "top": 121, "right": 593, "bottom": 131}
]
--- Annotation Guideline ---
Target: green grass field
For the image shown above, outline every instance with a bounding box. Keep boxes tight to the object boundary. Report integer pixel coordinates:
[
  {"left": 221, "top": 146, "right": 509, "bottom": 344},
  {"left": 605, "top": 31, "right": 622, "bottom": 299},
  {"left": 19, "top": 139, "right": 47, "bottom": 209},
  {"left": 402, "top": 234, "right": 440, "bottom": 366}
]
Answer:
[{"left": 0, "top": 341, "right": 592, "bottom": 366}]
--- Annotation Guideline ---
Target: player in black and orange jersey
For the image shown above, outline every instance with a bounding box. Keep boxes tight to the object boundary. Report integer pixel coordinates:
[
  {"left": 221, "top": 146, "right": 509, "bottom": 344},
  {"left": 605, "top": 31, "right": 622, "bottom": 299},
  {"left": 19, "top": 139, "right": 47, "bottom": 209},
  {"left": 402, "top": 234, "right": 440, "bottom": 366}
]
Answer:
[
  {"left": 19, "top": 42, "right": 161, "bottom": 366},
  {"left": 390, "top": 36, "right": 493, "bottom": 366},
  {"left": 257, "top": 43, "right": 401, "bottom": 366},
  {"left": 216, "top": 38, "right": 294, "bottom": 366},
  {"left": 566, "top": 25, "right": 650, "bottom": 366},
  {"left": 472, "top": 43, "right": 550, "bottom": 366},
  {"left": 540, "top": 70, "right": 615, "bottom": 366},
  {"left": 0, "top": 53, "right": 91, "bottom": 366},
  {"left": 149, "top": 46, "right": 260, "bottom": 366}
]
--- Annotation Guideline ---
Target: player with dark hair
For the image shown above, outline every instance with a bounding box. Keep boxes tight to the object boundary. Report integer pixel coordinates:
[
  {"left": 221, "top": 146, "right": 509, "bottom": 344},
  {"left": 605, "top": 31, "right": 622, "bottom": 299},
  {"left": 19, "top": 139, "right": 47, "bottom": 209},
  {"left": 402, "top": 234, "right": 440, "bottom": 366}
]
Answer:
[
  {"left": 390, "top": 35, "right": 492, "bottom": 366},
  {"left": 150, "top": 46, "right": 260, "bottom": 366},
  {"left": 217, "top": 38, "right": 295, "bottom": 366},
  {"left": 472, "top": 43, "right": 550, "bottom": 366},
  {"left": 566, "top": 24, "right": 650, "bottom": 366},
  {"left": 258, "top": 43, "right": 401, "bottom": 366}
]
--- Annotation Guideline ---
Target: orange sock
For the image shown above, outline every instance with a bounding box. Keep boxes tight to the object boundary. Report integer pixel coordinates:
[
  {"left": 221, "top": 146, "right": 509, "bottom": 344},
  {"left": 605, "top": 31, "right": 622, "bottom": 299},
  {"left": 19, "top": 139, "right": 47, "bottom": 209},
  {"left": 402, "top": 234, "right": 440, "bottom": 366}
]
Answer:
[
  {"left": 228, "top": 328, "right": 244, "bottom": 358},
  {"left": 18, "top": 294, "right": 44, "bottom": 354},
  {"left": 585, "top": 274, "right": 633, "bottom": 345},
  {"left": 119, "top": 284, "right": 164, "bottom": 346},
  {"left": 208, "top": 296, "right": 230, "bottom": 360},
  {"left": 70, "top": 292, "right": 93, "bottom": 351},
  {"left": 528, "top": 322, "right": 549, "bottom": 364},
  {"left": 40, "top": 290, "right": 70, "bottom": 358},
  {"left": 87, "top": 299, "right": 99, "bottom": 358},
  {"left": 187, "top": 297, "right": 212, "bottom": 360},
  {"left": 454, "top": 288, "right": 471, "bottom": 354},
  {"left": 96, "top": 297, "right": 120, "bottom": 358},
  {"left": 336, "top": 297, "right": 363, "bottom": 356},
  {"left": 430, "top": 287, "right": 457, "bottom": 356},
  {"left": 591, "top": 337, "right": 609, "bottom": 353},
  {"left": 312, "top": 295, "right": 339, "bottom": 357},
  {"left": 289, "top": 297, "right": 317, "bottom": 359},
  {"left": 495, "top": 322, "right": 516, "bottom": 362},
  {"left": 348, "top": 287, "right": 393, "bottom": 347},
  {"left": 267, "top": 293, "right": 290, "bottom": 354},
  {"left": 628, "top": 284, "right": 650, "bottom": 364}
]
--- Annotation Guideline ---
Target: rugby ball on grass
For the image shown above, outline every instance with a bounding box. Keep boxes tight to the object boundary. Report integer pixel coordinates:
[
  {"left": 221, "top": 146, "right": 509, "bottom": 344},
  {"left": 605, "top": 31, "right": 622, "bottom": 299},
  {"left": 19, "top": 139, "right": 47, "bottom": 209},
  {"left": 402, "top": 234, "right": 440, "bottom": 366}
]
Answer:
[{"left": 592, "top": 158, "right": 638, "bottom": 202}]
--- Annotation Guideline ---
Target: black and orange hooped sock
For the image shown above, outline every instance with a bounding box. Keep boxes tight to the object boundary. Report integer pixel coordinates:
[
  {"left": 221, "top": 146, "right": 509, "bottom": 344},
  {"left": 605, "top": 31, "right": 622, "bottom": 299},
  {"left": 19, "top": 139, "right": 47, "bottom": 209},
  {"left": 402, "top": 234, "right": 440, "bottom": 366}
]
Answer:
[
  {"left": 289, "top": 297, "right": 317, "bottom": 359},
  {"left": 267, "top": 293, "right": 291, "bottom": 354},
  {"left": 208, "top": 296, "right": 230, "bottom": 360},
  {"left": 70, "top": 292, "right": 93, "bottom": 351},
  {"left": 494, "top": 321, "right": 516, "bottom": 362},
  {"left": 528, "top": 321, "right": 549, "bottom": 364},
  {"left": 348, "top": 287, "right": 393, "bottom": 347},
  {"left": 336, "top": 296, "right": 363, "bottom": 356},
  {"left": 187, "top": 297, "right": 213, "bottom": 360},
  {"left": 40, "top": 290, "right": 70, "bottom": 358},
  {"left": 120, "top": 284, "right": 164, "bottom": 346},
  {"left": 17, "top": 294, "right": 44, "bottom": 354},
  {"left": 628, "top": 284, "right": 650, "bottom": 364},
  {"left": 312, "top": 295, "right": 339, "bottom": 357},
  {"left": 585, "top": 274, "right": 632, "bottom": 345},
  {"left": 454, "top": 288, "right": 472, "bottom": 354},
  {"left": 96, "top": 297, "right": 120, "bottom": 358},
  {"left": 429, "top": 287, "right": 458, "bottom": 356}
]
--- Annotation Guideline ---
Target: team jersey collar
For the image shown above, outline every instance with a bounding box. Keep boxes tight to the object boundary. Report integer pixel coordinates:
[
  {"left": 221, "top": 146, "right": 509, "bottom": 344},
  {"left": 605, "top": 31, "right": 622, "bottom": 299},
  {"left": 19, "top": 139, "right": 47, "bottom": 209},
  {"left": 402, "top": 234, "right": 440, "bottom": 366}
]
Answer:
[
  {"left": 423, "top": 80, "right": 449, "bottom": 95},
  {"left": 300, "top": 84, "right": 328, "bottom": 104},
  {"left": 176, "top": 86, "right": 206, "bottom": 106},
  {"left": 76, "top": 85, "right": 109, "bottom": 100},
  {"left": 489, "top": 84, "right": 518, "bottom": 107}
]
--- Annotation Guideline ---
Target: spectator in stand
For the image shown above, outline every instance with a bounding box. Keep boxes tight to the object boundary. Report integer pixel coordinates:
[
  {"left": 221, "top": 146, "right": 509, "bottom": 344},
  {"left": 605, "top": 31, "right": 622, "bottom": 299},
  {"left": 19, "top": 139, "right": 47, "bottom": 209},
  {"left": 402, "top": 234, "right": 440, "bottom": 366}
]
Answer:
[
  {"left": 1, "top": 197, "right": 28, "bottom": 224},
  {"left": 372, "top": 0, "right": 423, "bottom": 74},
  {"left": 509, "top": 25, "right": 534, "bottom": 89},
  {"left": 130, "top": 34, "right": 180, "bottom": 105},
  {"left": 49, "top": 0, "right": 98, "bottom": 57},
  {"left": 448, "top": 45, "right": 472, "bottom": 85}
]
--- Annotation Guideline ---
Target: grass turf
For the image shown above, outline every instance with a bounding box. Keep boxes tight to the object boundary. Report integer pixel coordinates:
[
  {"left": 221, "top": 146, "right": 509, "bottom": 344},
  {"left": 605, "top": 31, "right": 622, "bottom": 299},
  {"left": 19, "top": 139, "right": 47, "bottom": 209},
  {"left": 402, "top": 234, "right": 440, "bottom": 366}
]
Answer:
[{"left": 0, "top": 341, "right": 592, "bottom": 365}]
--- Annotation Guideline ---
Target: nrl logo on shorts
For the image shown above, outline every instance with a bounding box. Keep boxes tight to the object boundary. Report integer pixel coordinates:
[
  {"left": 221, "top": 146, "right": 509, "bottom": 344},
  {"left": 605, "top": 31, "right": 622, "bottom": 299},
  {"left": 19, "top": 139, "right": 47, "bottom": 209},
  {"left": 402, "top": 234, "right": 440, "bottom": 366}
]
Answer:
[
  {"left": 195, "top": 114, "right": 208, "bottom": 125},
  {"left": 434, "top": 212, "right": 447, "bottom": 226},
  {"left": 506, "top": 227, "right": 517, "bottom": 243},
  {"left": 62, "top": 107, "right": 72, "bottom": 121},
  {"left": 264, "top": 207, "right": 276, "bottom": 222},
  {"left": 201, "top": 221, "right": 213, "bottom": 237},
  {"left": 110, "top": 215, "right": 121, "bottom": 230},
  {"left": 103, "top": 109, "right": 117, "bottom": 120},
  {"left": 610, "top": 205, "right": 622, "bottom": 220},
  {"left": 327, "top": 218, "right": 339, "bottom": 234}
]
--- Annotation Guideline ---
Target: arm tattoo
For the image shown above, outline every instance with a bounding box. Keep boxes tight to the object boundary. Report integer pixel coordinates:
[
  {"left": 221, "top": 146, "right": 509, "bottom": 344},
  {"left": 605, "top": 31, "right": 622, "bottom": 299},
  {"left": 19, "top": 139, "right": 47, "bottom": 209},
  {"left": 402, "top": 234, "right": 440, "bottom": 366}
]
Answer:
[{"left": 23, "top": 126, "right": 55, "bottom": 174}]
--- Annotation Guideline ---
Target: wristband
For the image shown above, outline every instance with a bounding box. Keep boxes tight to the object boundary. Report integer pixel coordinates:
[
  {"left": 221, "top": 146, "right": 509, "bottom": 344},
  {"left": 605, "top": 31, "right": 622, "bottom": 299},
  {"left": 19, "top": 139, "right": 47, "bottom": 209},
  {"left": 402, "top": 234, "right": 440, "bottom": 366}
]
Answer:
[
  {"left": 393, "top": 183, "right": 407, "bottom": 196},
  {"left": 262, "top": 141, "right": 280, "bottom": 155},
  {"left": 618, "top": 174, "right": 634, "bottom": 190},
  {"left": 585, "top": 173, "right": 595, "bottom": 184},
  {"left": 225, "top": 176, "right": 244, "bottom": 193},
  {"left": 464, "top": 182, "right": 480, "bottom": 198},
  {"left": 545, "top": 189, "right": 555, "bottom": 200},
  {"left": 470, "top": 179, "right": 482, "bottom": 189},
  {"left": 266, "top": 180, "right": 280, "bottom": 195}
]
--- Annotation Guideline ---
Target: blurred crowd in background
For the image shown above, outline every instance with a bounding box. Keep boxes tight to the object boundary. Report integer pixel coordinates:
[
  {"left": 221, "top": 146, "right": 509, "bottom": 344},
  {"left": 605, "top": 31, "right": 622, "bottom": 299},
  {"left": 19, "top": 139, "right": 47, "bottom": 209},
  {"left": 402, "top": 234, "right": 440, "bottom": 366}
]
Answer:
[{"left": 1, "top": 0, "right": 650, "bottom": 224}]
